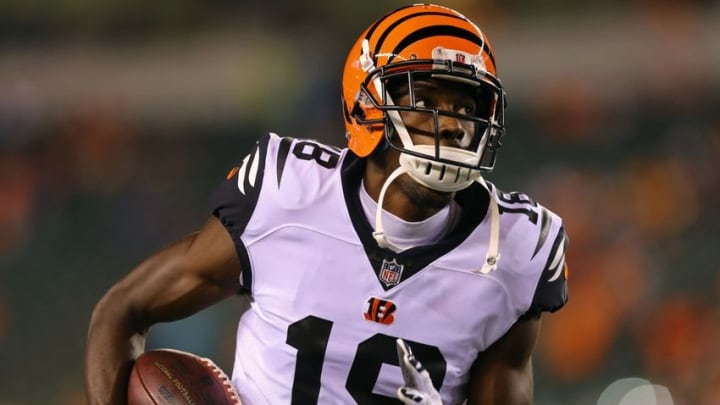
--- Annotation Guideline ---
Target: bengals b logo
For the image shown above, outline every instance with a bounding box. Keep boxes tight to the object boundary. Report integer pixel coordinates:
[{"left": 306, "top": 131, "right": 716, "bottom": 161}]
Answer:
[{"left": 363, "top": 297, "right": 396, "bottom": 325}]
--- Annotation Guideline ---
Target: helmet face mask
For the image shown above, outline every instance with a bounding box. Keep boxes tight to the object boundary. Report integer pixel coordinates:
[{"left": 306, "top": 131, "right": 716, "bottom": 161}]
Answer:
[
  {"left": 342, "top": 4, "right": 506, "bottom": 178},
  {"left": 362, "top": 63, "right": 504, "bottom": 172}
]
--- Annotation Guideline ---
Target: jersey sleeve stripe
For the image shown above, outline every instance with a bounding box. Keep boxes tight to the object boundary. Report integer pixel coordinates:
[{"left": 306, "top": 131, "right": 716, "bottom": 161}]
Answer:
[
  {"left": 248, "top": 146, "right": 260, "bottom": 188},
  {"left": 236, "top": 144, "right": 261, "bottom": 195},
  {"left": 531, "top": 207, "right": 551, "bottom": 259},
  {"left": 527, "top": 224, "right": 569, "bottom": 314},
  {"left": 544, "top": 226, "right": 568, "bottom": 282},
  {"left": 543, "top": 226, "right": 566, "bottom": 272},
  {"left": 236, "top": 154, "right": 251, "bottom": 195},
  {"left": 547, "top": 259, "right": 565, "bottom": 282},
  {"left": 276, "top": 137, "right": 293, "bottom": 188}
]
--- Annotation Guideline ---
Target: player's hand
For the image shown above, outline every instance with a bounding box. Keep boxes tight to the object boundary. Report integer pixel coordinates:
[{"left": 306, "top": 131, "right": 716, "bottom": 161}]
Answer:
[{"left": 396, "top": 339, "right": 443, "bottom": 405}]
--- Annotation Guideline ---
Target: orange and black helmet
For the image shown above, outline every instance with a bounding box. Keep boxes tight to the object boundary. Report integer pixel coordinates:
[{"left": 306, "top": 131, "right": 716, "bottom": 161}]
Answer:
[{"left": 341, "top": 3, "right": 506, "bottom": 171}]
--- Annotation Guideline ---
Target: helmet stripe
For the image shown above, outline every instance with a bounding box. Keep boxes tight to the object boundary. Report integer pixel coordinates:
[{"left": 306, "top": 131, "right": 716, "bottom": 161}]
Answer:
[
  {"left": 362, "top": 4, "right": 416, "bottom": 52},
  {"left": 389, "top": 25, "right": 495, "bottom": 67},
  {"left": 372, "top": 11, "right": 464, "bottom": 62}
]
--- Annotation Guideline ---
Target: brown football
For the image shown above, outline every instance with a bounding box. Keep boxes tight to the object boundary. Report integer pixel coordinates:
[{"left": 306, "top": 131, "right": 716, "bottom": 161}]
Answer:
[{"left": 128, "top": 349, "right": 241, "bottom": 405}]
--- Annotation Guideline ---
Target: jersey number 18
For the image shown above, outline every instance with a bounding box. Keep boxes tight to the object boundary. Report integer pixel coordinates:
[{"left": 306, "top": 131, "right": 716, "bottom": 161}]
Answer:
[{"left": 286, "top": 315, "right": 447, "bottom": 404}]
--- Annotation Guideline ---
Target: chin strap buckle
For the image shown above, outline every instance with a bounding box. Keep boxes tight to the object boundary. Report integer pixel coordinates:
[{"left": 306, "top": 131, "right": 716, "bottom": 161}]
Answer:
[{"left": 479, "top": 254, "right": 501, "bottom": 274}]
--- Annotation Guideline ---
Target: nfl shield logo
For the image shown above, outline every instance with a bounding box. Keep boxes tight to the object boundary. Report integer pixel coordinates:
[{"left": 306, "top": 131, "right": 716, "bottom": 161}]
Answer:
[{"left": 379, "top": 259, "right": 404, "bottom": 287}]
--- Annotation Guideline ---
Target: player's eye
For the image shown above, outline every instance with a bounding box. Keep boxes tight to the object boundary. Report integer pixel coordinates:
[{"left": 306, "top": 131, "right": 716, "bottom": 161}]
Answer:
[
  {"left": 457, "top": 103, "right": 476, "bottom": 116},
  {"left": 415, "top": 98, "right": 434, "bottom": 109}
]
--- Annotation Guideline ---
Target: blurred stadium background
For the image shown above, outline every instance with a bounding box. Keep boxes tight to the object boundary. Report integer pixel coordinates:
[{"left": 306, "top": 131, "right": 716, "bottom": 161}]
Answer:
[{"left": 1, "top": 0, "right": 719, "bottom": 403}]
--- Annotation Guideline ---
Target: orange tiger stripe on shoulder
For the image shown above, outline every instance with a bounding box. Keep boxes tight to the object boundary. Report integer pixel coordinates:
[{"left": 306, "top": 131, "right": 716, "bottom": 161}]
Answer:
[{"left": 226, "top": 166, "right": 240, "bottom": 180}]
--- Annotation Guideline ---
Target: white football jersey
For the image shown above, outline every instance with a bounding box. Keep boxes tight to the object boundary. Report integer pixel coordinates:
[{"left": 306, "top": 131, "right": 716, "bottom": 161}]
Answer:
[{"left": 210, "top": 133, "right": 568, "bottom": 405}]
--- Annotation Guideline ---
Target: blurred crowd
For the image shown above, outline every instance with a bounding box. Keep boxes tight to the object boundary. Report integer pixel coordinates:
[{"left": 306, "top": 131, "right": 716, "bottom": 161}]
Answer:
[
  {"left": 1, "top": 0, "right": 719, "bottom": 404},
  {"left": 522, "top": 73, "right": 720, "bottom": 405}
]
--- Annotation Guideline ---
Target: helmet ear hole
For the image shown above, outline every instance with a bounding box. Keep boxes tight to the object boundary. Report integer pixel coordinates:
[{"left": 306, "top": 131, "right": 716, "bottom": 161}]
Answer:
[{"left": 351, "top": 102, "right": 366, "bottom": 121}]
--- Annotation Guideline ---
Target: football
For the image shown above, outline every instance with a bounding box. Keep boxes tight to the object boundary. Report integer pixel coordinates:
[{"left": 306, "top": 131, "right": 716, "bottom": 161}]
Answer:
[{"left": 128, "top": 349, "right": 241, "bottom": 404}]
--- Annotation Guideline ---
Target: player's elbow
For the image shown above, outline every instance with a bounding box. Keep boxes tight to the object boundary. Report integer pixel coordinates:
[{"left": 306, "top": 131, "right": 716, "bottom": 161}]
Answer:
[{"left": 89, "top": 282, "right": 148, "bottom": 338}]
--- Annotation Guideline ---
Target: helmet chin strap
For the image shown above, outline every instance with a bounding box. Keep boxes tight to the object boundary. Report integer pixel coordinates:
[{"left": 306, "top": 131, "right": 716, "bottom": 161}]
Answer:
[
  {"left": 371, "top": 166, "right": 500, "bottom": 273},
  {"left": 371, "top": 165, "right": 408, "bottom": 252}
]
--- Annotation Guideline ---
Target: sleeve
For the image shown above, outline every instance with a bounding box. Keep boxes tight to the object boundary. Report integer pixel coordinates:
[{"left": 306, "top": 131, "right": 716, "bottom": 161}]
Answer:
[
  {"left": 209, "top": 133, "right": 272, "bottom": 289},
  {"left": 527, "top": 224, "right": 569, "bottom": 314}
]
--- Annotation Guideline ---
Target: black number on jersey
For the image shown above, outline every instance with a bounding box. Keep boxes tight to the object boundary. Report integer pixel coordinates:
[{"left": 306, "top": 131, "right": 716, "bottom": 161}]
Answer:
[
  {"left": 346, "top": 334, "right": 445, "bottom": 404},
  {"left": 292, "top": 141, "right": 341, "bottom": 169},
  {"left": 286, "top": 316, "right": 446, "bottom": 404},
  {"left": 286, "top": 316, "right": 333, "bottom": 404},
  {"left": 497, "top": 190, "right": 539, "bottom": 224}
]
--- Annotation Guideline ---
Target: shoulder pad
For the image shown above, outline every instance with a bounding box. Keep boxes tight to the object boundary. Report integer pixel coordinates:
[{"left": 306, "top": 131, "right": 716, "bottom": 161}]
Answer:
[
  {"left": 489, "top": 183, "right": 569, "bottom": 314},
  {"left": 210, "top": 133, "right": 274, "bottom": 235}
]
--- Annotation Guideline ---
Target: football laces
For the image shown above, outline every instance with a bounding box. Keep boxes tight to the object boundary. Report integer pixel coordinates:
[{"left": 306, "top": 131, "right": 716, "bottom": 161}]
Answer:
[{"left": 201, "top": 357, "right": 243, "bottom": 405}]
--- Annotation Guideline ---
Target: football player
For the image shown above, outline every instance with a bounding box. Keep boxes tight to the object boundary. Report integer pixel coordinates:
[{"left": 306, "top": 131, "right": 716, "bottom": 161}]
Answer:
[{"left": 85, "top": 4, "right": 568, "bottom": 404}]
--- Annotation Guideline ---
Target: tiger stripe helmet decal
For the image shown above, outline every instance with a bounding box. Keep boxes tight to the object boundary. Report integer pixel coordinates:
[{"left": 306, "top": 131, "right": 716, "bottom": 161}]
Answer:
[{"left": 363, "top": 5, "right": 497, "bottom": 76}]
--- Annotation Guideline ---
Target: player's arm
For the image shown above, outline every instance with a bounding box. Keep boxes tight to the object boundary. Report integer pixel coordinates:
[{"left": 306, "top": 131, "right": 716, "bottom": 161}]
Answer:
[
  {"left": 85, "top": 215, "right": 241, "bottom": 405},
  {"left": 466, "top": 313, "right": 542, "bottom": 405}
]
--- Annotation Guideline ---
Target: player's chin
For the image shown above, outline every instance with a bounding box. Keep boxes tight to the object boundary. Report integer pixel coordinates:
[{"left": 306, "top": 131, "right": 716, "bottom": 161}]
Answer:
[{"left": 403, "top": 180, "right": 453, "bottom": 210}]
